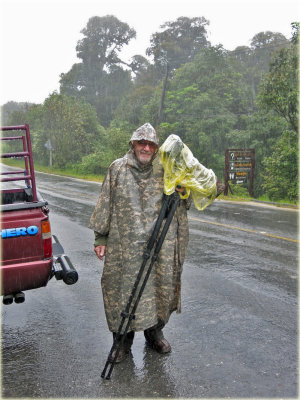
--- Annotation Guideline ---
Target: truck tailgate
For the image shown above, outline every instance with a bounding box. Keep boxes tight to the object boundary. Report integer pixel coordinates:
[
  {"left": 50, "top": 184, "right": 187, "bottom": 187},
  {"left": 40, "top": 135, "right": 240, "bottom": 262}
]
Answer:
[{"left": 1, "top": 208, "right": 52, "bottom": 295}]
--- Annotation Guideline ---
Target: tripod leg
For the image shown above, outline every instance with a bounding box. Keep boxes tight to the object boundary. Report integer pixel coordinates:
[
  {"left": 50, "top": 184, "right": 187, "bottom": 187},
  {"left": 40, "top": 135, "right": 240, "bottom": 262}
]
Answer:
[{"left": 152, "top": 192, "right": 180, "bottom": 257}]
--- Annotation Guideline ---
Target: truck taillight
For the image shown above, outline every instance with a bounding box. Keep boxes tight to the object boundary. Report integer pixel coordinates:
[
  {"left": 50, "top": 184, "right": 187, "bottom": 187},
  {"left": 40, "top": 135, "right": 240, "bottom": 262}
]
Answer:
[{"left": 42, "top": 220, "right": 52, "bottom": 258}]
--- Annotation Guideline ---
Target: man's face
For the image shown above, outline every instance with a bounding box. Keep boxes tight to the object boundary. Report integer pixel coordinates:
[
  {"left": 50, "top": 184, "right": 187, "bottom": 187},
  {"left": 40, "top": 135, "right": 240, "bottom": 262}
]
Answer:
[{"left": 132, "top": 140, "right": 158, "bottom": 165}]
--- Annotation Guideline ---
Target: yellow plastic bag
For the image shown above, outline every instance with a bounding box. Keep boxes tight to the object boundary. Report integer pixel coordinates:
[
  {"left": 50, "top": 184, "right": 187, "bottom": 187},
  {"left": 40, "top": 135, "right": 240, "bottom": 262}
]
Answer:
[{"left": 159, "top": 134, "right": 217, "bottom": 210}]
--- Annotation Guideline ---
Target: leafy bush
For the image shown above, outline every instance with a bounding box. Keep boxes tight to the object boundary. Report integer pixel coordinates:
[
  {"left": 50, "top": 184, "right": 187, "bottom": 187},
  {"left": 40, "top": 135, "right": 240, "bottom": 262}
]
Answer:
[
  {"left": 228, "top": 184, "right": 252, "bottom": 198},
  {"left": 76, "top": 151, "right": 114, "bottom": 175},
  {"left": 262, "top": 130, "right": 298, "bottom": 201}
]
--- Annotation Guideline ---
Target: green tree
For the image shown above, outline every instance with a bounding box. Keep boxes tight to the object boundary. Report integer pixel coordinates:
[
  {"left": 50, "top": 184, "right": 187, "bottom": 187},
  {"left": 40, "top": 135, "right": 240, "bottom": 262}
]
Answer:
[
  {"left": 234, "top": 110, "right": 289, "bottom": 196},
  {"left": 258, "top": 44, "right": 298, "bottom": 132},
  {"left": 2, "top": 101, "right": 35, "bottom": 125},
  {"left": 79, "top": 119, "right": 134, "bottom": 175},
  {"left": 60, "top": 15, "right": 136, "bottom": 127},
  {"left": 29, "top": 92, "right": 104, "bottom": 168},
  {"left": 146, "top": 16, "right": 211, "bottom": 123},
  {"left": 262, "top": 130, "right": 298, "bottom": 201},
  {"left": 155, "top": 46, "right": 253, "bottom": 177},
  {"left": 113, "top": 85, "right": 156, "bottom": 127},
  {"left": 129, "top": 55, "right": 151, "bottom": 76},
  {"left": 257, "top": 27, "right": 298, "bottom": 201},
  {"left": 146, "top": 16, "right": 210, "bottom": 72},
  {"left": 229, "top": 31, "right": 290, "bottom": 107},
  {"left": 291, "top": 22, "right": 299, "bottom": 44},
  {"left": 76, "top": 15, "right": 136, "bottom": 71}
]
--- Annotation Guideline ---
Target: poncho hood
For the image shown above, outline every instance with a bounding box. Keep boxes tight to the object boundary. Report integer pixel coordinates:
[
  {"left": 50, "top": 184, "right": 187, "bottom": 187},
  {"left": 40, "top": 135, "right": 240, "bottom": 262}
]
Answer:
[{"left": 129, "top": 123, "right": 159, "bottom": 145}]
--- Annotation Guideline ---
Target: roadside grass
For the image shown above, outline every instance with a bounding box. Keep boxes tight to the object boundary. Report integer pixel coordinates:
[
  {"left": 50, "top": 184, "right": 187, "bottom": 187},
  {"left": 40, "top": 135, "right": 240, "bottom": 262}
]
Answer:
[
  {"left": 2, "top": 159, "right": 298, "bottom": 207},
  {"left": 218, "top": 193, "right": 298, "bottom": 208},
  {"left": 217, "top": 191, "right": 294, "bottom": 204},
  {"left": 1, "top": 159, "right": 104, "bottom": 183},
  {"left": 254, "top": 195, "right": 297, "bottom": 206}
]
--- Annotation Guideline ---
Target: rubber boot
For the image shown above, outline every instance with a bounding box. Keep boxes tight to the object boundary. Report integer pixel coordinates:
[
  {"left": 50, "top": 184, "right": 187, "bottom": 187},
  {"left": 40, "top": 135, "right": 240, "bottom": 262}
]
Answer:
[
  {"left": 109, "top": 331, "right": 135, "bottom": 363},
  {"left": 144, "top": 321, "right": 171, "bottom": 353}
]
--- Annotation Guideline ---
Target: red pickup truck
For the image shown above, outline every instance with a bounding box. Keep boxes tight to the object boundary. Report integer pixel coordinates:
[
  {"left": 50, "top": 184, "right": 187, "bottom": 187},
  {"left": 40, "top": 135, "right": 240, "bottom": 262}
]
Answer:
[{"left": 1, "top": 124, "right": 78, "bottom": 305}]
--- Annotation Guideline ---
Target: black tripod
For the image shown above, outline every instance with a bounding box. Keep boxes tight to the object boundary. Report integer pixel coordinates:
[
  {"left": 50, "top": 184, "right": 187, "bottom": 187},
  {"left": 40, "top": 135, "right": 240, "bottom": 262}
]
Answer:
[{"left": 101, "top": 191, "right": 180, "bottom": 380}]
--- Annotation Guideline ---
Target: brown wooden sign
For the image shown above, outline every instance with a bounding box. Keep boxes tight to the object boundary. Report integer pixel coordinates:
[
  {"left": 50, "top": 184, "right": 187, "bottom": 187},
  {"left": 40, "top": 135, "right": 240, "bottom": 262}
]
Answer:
[{"left": 224, "top": 149, "right": 255, "bottom": 196}]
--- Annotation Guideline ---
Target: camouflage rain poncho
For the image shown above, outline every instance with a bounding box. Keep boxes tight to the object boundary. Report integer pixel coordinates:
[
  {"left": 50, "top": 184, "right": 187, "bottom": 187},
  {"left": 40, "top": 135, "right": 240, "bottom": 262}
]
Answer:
[{"left": 89, "top": 149, "right": 190, "bottom": 333}]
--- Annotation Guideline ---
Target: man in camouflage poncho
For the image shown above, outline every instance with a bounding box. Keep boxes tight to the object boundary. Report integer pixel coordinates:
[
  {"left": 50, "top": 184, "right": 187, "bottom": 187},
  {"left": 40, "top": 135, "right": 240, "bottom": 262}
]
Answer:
[{"left": 89, "top": 123, "right": 220, "bottom": 363}]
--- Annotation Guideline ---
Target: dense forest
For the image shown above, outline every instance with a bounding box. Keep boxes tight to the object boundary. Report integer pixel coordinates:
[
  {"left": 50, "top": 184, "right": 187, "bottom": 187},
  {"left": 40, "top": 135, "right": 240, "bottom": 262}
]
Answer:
[{"left": 1, "top": 16, "right": 298, "bottom": 201}]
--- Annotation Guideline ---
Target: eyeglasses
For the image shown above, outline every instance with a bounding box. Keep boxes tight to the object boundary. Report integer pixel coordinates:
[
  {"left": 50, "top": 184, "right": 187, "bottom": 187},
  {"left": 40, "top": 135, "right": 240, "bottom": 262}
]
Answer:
[{"left": 136, "top": 140, "right": 157, "bottom": 149}]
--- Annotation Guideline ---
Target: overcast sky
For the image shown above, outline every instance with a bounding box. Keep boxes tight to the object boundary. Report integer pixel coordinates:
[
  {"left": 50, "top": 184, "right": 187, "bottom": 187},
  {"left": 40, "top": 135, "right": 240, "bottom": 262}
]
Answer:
[{"left": 1, "top": 0, "right": 299, "bottom": 105}]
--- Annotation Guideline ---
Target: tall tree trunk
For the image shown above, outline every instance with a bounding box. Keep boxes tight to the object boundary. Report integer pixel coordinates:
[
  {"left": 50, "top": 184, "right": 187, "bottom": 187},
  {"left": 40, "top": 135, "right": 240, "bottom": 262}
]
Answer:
[{"left": 157, "top": 63, "right": 168, "bottom": 125}]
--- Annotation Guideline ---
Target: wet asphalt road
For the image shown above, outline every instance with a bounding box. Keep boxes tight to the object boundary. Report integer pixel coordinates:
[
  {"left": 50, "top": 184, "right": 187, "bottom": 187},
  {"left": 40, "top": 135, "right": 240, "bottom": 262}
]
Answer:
[{"left": 1, "top": 171, "right": 298, "bottom": 398}]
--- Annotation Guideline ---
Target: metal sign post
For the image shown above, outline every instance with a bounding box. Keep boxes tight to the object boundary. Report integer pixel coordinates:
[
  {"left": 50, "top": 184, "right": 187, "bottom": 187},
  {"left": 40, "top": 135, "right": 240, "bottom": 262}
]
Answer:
[{"left": 224, "top": 149, "right": 255, "bottom": 196}]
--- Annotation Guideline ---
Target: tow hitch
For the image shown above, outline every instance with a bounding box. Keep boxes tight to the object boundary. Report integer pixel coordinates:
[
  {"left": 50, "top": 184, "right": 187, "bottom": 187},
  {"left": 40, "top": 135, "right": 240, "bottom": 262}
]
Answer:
[{"left": 52, "top": 235, "right": 79, "bottom": 285}]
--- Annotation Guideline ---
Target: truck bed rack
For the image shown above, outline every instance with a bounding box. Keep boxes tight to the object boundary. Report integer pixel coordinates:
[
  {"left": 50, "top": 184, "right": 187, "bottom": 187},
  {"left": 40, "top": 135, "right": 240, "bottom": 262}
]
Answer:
[{"left": 1, "top": 124, "right": 38, "bottom": 202}]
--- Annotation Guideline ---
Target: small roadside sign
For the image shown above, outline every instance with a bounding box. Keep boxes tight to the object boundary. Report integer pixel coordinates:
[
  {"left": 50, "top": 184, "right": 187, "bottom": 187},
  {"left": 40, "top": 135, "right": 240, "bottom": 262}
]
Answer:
[{"left": 224, "top": 149, "right": 255, "bottom": 196}]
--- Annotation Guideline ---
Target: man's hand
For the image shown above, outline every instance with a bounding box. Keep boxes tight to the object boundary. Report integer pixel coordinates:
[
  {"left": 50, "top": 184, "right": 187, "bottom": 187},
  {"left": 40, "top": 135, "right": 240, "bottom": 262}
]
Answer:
[
  {"left": 175, "top": 185, "right": 186, "bottom": 194},
  {"left": 94, "top": 245, "right": 106, "bottom": 260}
]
